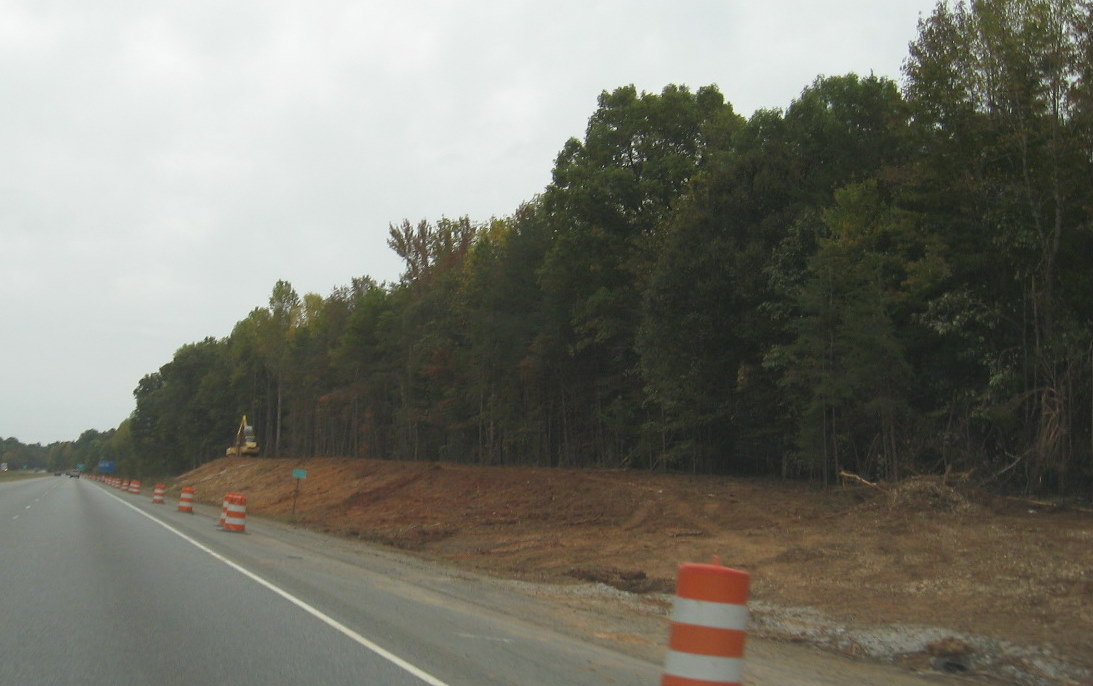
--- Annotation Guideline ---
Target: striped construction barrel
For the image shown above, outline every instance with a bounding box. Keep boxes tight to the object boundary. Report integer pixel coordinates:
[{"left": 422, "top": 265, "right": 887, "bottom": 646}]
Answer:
[
  {"left": 178, "top": 486, "right": 195, "bottom": 513},
  {"left": 662, "top": 559, "right": 749, "bottom": 686},
  {"left": 223, "top": 493, "right": 247, "bottom": 533}
]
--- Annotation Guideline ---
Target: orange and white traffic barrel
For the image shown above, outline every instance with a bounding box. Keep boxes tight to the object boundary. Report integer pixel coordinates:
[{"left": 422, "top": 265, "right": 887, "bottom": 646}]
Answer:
[
  {"left": 178, "top": 486, "right": 195, "bottom": 513},
  {"left": 223, "top": 493, "right": 247, "bottom": 533},
  {"left": 128, "top": 480, "right": 142, "bottom": 494},
  {"left": 219, "top": 494, "right": 231, "bottom": 528},
  {"left": 152, "top": 484, "right": 166, "bottom": 504},
  {"left": 662, "top": 558, "right": 749, "bottom": 686}
]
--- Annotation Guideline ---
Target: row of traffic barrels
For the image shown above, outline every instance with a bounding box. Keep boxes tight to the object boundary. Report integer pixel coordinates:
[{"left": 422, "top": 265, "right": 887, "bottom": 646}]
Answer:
[
  {"left": 87, "top": 476, "right": 245, "bottom": 533},
  {"left": 97, "top": 476, "right": 143, "bottom": 494}
]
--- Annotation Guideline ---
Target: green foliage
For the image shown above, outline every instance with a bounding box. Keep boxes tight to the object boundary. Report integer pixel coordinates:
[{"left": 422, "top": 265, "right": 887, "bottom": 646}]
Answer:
[
  {"left": 639, "top": 75, "right": 912, "bottom": 474},
  {"left": 130, "top": 337, "right": 233, "bottom": 474},
  {"left": 774, "top": 182, "right": 924, "bottom": 483},
  {"left": 0, "top": 429, "right": 130, "bottom": 476},
  {"left": 538, "top": 84, "right": 743, "bottom": 468},
  {"left": 1, "top": 437, "right": 49, "bottom": 471},
  {"left": 904, "top": 0, "right": 1093, "bottom": 491}
]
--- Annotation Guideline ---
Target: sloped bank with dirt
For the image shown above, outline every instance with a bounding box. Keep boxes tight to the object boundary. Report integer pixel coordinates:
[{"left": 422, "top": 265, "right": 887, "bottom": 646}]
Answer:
[{"left": 168, "top": 457, "right": 1092, "bottom": 685}]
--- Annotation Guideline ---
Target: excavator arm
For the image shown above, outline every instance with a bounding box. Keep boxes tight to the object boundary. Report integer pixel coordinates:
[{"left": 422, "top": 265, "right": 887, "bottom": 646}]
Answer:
[{"left": 226, "top": 415, "right": 260, "bottom": 456}]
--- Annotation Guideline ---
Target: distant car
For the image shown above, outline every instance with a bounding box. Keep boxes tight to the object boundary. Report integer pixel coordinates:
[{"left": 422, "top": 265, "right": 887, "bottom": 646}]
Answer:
[
  {"left": 67, "top": 470, "right": 79, "bottom": 478},
  {"left": 54, "top": 471, "right": 62, "bottom": 476}
]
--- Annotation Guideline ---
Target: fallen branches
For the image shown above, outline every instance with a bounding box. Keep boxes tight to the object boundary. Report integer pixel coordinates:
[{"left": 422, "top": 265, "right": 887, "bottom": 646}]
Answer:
[{"left": 839, "top": 470, "right": 888, "bottom": 492}]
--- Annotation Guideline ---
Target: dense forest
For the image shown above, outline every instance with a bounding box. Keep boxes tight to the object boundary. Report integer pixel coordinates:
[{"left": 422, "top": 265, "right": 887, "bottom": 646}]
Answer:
[{"left": 10, "top": 1, "right": 1093, "bottom": 497}]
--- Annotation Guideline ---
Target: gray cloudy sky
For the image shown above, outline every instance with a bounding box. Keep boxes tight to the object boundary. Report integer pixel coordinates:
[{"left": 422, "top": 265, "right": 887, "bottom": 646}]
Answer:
[{"left": 2, "top": 0, "right": 937, "bottom": 445}]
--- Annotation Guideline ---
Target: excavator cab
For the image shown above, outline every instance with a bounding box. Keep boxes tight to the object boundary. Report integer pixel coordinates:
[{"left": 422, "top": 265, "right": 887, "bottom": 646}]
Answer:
[{"left": 226, "top": 416, "right": 260, "bottom": 456}]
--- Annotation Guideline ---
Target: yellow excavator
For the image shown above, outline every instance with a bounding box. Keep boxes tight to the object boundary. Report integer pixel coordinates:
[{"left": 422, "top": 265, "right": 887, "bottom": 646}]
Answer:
[{"left": 226, "top": 415, "right": 260, "bottom": 456}]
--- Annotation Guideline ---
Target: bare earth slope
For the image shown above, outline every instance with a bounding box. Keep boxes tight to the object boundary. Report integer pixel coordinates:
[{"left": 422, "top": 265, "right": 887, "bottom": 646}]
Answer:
[{"left": 168, "top": 457, "right": 1092, "bottom": 685}]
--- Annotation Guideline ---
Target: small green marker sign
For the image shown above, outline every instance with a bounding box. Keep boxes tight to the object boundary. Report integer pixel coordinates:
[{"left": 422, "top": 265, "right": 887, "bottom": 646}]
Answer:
[{"left": 291, "top": 469, "right": 307, "bottom": 515}]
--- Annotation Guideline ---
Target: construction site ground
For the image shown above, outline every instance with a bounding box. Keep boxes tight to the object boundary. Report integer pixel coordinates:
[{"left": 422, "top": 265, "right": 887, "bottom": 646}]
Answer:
[{"left": 168, "top": 457, "right": 1092, "bottom": 685}]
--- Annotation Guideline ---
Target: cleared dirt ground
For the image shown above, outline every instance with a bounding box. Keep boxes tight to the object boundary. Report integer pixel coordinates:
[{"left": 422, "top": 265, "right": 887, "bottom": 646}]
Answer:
[{"left": 168, "top": 457, "right": 1092, "bottom": 685}]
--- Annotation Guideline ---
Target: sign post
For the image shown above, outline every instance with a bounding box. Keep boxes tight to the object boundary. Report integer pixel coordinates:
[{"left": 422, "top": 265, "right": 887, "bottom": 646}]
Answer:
[{"left": 291, "top": 468, "right": 307, "bottom": 515}]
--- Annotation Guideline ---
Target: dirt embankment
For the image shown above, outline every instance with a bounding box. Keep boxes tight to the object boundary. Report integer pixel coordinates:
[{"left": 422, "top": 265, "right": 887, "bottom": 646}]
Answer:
[{"left": 170, "top": 457, "right": 1092, "bottom": 685}]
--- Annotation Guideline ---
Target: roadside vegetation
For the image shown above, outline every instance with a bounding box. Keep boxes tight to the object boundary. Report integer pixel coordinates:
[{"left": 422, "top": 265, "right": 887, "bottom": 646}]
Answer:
[
  {"left": 0, "top": 470, "right": 44, "bottom": 483},
  {"left": 9, "top": 1, "right": 1093, "bottom": 499}
]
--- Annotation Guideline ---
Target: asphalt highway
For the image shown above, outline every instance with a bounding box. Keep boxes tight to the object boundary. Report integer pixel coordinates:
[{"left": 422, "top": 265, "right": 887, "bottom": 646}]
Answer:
[{"left": 0, "top": 476, "right": 659, "bottom": 685}]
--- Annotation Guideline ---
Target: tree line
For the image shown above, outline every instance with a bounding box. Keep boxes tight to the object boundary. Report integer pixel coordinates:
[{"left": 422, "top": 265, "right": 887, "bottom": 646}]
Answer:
[
  {"left": 0, "top": 431, "right": 124, "bottom": 474},
  {"left": 17, "top": 1, "right": 1093, "bottom": 496}
]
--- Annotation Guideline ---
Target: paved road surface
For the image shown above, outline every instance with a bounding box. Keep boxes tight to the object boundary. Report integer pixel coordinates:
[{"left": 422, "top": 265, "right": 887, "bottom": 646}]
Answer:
[{"left": 0, "top": 476, "right": 656, "bottom": 685}]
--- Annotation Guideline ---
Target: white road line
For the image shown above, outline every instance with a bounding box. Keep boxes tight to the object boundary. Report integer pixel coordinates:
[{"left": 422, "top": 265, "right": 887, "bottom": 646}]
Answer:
[{"left": 103, "top": 488, "right": 451, "bottom": 686}]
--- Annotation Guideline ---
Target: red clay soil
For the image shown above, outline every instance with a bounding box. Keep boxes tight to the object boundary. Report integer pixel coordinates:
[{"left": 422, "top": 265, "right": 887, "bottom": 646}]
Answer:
[{"left": 169, "top": 457, "right": 1093, "bottom": 680}]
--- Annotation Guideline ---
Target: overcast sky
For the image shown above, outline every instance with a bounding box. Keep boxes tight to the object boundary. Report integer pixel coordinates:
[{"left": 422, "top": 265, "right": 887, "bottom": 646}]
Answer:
[{"left": 2, "top": 0, "right": 939, "bottom": 445}]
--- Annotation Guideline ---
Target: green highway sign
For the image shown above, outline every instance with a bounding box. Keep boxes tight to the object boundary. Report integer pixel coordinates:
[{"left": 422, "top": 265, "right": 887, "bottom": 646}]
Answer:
[{"left": 292, "top": 469, "right": 307, "bottom": 479}]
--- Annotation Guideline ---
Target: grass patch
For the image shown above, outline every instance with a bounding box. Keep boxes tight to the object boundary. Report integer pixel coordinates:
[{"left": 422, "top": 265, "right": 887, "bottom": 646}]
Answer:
[{"left": 0, "top": 471, "right": 50, "bottom": 483}]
